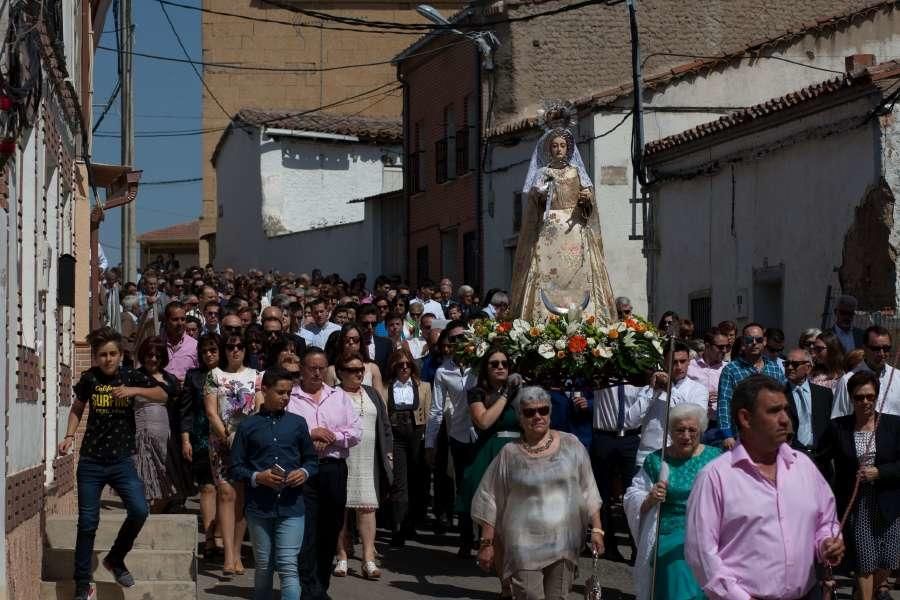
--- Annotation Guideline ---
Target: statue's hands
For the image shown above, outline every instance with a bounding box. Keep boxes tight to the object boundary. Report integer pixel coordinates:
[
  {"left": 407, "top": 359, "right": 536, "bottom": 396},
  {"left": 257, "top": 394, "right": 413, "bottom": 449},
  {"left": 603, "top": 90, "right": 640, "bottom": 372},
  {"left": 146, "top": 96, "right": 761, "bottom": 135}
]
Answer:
[{"left": 577, "top": 188, "right": 593, "bottom": 204}]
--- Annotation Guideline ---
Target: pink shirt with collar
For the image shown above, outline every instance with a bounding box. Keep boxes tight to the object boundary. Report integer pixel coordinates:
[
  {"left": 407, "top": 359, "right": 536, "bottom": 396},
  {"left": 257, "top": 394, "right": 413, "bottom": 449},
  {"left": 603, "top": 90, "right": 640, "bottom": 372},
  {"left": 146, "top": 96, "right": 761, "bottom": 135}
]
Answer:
[
  {"left": 164, "top": 332, "right": 198, "bottom": 382},
  {"left": 287, "top": 383, "right": 361, "bottom": 460},
  {"left": 684, "top": 443, "right": 839, "bottom": 600}
]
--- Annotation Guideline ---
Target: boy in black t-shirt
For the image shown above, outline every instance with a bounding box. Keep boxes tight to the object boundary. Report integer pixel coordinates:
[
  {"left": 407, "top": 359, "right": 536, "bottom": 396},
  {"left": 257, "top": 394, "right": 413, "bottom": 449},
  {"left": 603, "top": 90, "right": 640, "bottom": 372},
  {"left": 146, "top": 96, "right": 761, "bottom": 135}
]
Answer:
[{"left": 58, "top": 327, "right": 167, "bottom": 600}]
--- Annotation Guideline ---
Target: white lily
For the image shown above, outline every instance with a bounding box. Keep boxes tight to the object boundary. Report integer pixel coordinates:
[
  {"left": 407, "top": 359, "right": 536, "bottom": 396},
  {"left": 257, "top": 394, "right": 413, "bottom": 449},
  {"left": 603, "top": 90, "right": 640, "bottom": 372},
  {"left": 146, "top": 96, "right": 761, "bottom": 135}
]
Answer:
[{"left": 538, "top": 343, "right": 556, "bottom": 359}]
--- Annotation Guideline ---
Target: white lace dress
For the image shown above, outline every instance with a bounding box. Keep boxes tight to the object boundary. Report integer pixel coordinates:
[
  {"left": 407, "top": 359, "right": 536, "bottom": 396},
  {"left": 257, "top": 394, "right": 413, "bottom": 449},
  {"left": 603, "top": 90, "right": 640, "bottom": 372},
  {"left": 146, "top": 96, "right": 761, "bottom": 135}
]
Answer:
[{"left": 344, "top": 388, "right": 379, "bottom": 509}]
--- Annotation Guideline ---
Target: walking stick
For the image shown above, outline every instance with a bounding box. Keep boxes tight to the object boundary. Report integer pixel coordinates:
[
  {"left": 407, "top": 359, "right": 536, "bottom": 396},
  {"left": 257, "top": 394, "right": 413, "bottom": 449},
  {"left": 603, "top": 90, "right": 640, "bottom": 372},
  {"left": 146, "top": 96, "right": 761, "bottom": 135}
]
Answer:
[
  {"left": 647, "top": 327, "right": 678, "bottom": 600},
  {"left": 821, "top": 348, "right": 899, "bottom": 599}
]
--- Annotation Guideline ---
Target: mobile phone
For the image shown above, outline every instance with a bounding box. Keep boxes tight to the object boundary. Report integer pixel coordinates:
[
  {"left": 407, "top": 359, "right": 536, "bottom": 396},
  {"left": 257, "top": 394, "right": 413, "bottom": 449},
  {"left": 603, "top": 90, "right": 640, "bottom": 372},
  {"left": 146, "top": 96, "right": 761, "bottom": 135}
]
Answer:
[{"left": 272, "top": 463, "right": 286, "bottom": 477}]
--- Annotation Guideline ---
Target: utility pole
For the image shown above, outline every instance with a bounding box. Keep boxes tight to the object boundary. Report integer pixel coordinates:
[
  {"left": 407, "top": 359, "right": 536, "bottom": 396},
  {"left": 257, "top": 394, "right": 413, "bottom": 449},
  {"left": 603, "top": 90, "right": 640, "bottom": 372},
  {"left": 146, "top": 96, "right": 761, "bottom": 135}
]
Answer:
[{"left": 119, "top": 0, "right": 137, "bottom": 281}]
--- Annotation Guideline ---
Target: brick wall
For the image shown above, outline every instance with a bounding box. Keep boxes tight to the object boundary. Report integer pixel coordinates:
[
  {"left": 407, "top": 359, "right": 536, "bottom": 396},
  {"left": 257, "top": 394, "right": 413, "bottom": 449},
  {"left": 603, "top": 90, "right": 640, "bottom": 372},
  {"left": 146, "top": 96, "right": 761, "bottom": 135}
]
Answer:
[
  {"left": 200, "top": 1, "right": 466, "bottom": 264},
  {"left": 493, "top": 0, "right": 882, "bottom": 125},
  {"left": 7, "top": 512, "right": 41, "bottom": 600},
  {"left": 403, "top": 38, "right": 480, "bottom": 287}
]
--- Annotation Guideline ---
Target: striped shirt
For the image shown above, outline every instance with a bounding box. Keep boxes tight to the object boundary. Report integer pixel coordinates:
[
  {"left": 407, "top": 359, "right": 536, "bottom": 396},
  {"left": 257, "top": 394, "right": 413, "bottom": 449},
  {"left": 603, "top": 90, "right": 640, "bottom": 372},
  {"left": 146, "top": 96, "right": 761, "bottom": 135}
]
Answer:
[{"left": 717, "top": 356, "right": 786, "bottom": 438}]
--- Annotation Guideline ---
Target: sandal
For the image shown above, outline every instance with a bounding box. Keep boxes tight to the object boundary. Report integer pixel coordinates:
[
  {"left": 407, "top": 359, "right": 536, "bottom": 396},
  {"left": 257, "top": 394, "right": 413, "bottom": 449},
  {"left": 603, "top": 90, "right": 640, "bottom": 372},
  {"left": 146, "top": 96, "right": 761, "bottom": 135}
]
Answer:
[
  {"left": 333, "top": 559, "right": 348, "bottom": 577},
  {"left": 232, "top": 562, "right": 244, "bottom": 576},
  {"left": 363, "top": 560, "right": 381, "bottom": 579}
]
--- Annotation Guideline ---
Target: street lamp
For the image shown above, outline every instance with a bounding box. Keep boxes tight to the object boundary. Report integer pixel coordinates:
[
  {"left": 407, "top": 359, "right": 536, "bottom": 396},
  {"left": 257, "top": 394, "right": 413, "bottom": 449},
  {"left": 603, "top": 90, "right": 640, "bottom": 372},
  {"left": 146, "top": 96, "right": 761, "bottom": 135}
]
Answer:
[{"left": 416, "top": 4, "right": 499, "bottom": 71}]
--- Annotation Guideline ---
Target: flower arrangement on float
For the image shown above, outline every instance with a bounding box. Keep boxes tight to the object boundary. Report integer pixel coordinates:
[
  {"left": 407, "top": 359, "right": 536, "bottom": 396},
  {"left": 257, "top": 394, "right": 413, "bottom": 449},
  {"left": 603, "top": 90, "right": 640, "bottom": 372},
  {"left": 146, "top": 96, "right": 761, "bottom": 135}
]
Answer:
[{"left": 453, "top": 306, "right": 664, "bottom": 387}]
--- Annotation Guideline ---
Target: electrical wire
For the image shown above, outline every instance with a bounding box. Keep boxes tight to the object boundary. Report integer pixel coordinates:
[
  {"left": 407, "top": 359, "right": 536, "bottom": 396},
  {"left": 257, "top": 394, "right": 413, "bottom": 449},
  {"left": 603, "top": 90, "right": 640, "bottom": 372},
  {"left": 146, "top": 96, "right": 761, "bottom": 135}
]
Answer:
[
  {"left": 92, "top": 79, "right": 121, "bottom": 133},
  {"left": 641, "top": 51, "right": 846, "bottom": 76},
  {"left": 96, "top": 37, "right": 471, "bottom": 73},
  {"left": 140, "top": 177, "right": 202, "bottom": 185},
  {"left": 157, "top": 0, "right": 423, "bottom": 36},
  {"left": 158, "top": 0, "right": 232, "bottom": 121}
]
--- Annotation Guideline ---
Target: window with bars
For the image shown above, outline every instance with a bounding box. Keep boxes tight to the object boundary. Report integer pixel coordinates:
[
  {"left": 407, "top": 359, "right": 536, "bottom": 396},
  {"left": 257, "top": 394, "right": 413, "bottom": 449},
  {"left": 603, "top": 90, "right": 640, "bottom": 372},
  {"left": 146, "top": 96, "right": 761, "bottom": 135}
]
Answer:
[
  {"left": 513, "top": 192, "right": 523, "bottom": 233},
  {"left": 455, "top": 127, "right": 470, "bottom": 176},
  {"left": 690, "top": 293, "right": 712, "bottom": 335},
  {"left": 416, "top": 245, "right": 430, "bottom": 286},
  {"left": 410, "top": 121, "right": 425, "bottom": 193},
  {"left": 435, "top": 138, "right": 448, "bottom": 184}
]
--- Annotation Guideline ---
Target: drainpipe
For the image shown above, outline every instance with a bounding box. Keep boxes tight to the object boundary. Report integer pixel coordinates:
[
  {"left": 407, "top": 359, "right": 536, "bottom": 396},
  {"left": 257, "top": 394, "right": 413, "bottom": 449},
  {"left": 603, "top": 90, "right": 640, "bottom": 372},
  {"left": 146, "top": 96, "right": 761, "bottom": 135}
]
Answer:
[
  {"left": 476, "top": 45, "right": 484, "bottom": 292},
  {"left": 398, "top": 65, "right": 410, "bottom": 283}
]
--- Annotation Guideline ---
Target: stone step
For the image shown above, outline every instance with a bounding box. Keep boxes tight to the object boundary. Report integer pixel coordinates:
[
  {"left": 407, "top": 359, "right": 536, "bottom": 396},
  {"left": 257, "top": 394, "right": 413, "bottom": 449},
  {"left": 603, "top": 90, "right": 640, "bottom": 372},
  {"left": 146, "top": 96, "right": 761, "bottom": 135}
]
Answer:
[
  {"left": 40, "top": 580, "right": 196, "bottom": 600},
  {"left": 42, "top": 549, "right": 195, "bottom": 583},
  {"left": 44, "top": 515, "right": 197, "bottom": 551}
]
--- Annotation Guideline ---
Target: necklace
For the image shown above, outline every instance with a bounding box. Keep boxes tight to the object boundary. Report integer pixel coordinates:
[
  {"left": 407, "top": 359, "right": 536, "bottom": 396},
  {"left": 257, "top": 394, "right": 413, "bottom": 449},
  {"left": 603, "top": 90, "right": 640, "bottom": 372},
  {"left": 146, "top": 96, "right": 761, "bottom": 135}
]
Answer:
[
  {"left": 521, "top": 433, "right": 554, "bottom": 455},
  {"left": 345, "top": 388, "right": 365, "bottom": 417}
]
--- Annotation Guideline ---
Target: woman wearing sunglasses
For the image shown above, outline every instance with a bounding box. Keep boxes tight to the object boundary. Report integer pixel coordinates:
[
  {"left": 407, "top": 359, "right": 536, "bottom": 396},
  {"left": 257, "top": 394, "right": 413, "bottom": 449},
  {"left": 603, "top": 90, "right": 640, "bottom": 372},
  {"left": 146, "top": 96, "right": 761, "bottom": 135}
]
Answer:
[
  {"left": 333, "top": 352, "right": 393, "bottom": 580},
  {"left": 204, "top": 333, "right": 259, "bottom": 577},
  {"left": 325, "top": 323, "right": 384, "bottom": 391},
  {"left": 472, "top": 386, "right": 603, "bottom": 599},
  {"left": 380, "top": 348, "right": 433, "bottom": 548}
]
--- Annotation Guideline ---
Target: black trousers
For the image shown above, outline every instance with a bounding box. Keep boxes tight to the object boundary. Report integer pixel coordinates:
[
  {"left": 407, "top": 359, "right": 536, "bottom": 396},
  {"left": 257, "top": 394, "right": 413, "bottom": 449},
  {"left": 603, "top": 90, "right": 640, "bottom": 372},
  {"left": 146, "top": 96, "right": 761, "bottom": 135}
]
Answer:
[
  {"left": 449, "top": 438, "right": 477, "bottom": 548},
  {"left": 299, "top": 459, "right": 348, "bottom": 600},
  {"left": 590, "top": 430, "right": 640, "bottom": 551},
  {"left": 391, "top": 420, "right": 426, "bottom": 533}
]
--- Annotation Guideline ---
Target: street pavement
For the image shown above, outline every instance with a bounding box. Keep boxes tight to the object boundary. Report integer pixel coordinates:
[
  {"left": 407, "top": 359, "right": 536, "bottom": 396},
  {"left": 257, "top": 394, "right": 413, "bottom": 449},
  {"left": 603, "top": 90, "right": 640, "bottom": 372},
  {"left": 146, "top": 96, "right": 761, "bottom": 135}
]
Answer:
[
  {"left": 198, "top": 526, "right": 637, "bottom": 599},
  {"left": 195, "top": 520, "right": 898, "bottom": 599}
]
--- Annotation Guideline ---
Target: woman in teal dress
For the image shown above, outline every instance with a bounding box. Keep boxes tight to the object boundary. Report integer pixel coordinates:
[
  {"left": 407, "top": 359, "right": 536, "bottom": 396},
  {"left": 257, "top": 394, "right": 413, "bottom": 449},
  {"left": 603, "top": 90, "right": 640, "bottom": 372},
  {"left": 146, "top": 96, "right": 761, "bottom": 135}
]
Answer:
[
  {"left": 624, "top": 402, "right": 720, "bottom": 600},
  {"left": 462, "top": 347, "right": 522, "bottom": 599}
]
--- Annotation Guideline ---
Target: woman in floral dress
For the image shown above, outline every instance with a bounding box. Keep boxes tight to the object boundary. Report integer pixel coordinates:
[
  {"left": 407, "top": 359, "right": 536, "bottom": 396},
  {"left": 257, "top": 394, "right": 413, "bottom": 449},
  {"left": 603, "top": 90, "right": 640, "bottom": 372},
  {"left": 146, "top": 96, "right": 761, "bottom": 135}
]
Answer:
[{"left": 204, "top": 332, "right": 259, "bottom": 577}]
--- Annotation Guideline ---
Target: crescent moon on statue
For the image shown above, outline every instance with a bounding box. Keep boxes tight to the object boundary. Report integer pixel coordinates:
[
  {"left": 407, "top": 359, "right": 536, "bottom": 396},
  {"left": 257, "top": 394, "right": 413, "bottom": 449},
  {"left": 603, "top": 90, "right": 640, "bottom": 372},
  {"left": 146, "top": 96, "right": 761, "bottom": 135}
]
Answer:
[{"left": 540, "top": 289, "right": 591, "bottom": 315}]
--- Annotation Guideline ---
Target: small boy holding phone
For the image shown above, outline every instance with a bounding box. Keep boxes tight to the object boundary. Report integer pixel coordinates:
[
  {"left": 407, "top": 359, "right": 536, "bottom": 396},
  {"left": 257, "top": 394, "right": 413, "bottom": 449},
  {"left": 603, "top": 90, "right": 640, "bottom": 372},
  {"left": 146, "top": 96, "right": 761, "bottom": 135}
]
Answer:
[{"left": 230, "top": 368, "right": 318, "bottom": 600}]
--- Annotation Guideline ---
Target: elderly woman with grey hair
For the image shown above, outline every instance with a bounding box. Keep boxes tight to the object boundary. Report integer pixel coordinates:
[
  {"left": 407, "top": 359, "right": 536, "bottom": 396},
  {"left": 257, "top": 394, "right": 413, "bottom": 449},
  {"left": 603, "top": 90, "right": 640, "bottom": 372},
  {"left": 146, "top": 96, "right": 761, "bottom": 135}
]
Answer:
[
  {"left": 471, "top": 386, "right": 603, "bottom": 600},
  {"left": 623, "top": 402, "right": 721, "bottom": 600}
]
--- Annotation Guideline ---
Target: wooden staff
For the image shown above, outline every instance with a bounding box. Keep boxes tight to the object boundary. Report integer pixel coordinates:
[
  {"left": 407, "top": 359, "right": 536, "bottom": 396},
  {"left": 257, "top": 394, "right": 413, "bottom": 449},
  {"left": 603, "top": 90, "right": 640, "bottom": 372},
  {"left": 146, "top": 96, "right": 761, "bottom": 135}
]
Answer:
[{"left": 648, "top": 327, "right": 678, "bottom": 600}]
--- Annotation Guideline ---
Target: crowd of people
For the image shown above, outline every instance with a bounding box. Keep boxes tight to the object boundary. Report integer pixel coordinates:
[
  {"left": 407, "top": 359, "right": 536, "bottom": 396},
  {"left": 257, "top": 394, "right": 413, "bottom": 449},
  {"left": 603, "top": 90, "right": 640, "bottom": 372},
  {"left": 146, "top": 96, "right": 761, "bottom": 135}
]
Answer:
[{"left": 58, "top": 265, "right": 900, "bottom": 600}]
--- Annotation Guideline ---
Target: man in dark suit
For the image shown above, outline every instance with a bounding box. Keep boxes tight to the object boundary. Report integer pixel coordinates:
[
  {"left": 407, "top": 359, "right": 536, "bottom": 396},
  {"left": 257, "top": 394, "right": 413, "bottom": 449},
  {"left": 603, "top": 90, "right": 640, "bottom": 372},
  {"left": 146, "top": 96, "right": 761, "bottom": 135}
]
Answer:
[
  {"left": 827, "top": 294, "right": 866, "bottom": 352},
  {"left": 784, "top": 347, "right": 834, "bottom": 477},
  {"left": 358, "top": 304, "right": 392, "bottom": 374}
]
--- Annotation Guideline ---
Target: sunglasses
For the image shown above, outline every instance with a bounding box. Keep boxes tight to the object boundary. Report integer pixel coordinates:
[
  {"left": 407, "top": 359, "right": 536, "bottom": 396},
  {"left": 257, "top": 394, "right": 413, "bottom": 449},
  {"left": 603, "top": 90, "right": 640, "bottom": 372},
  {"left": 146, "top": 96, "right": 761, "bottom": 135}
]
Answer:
[
  {"left": 488, "top": 360, "right": 509, "bottom": 369},
  {"left": 742, "top": 335, "right": 764, "bottom": 345},
  {"left": 341, "top": 367, "right": 366, "bottom": 375},
  {"left": 448, "top": 334, "right": 465, "bottom": 343},
  {"left": 223, "top": 326, "right": 242, "bottom": 334},
  {"left": 852, "top": 393, "right": 877, "bottom": 402},
  {"left": 522, "top": 406, "right": 550, "bottom": 418},
  {"left": 226, "top": 344, "right": 244, "bottom": 351},
  {"left": 395, "top": 361, "right": 411, "bottom": 369},
  {"left": 713, "top": 344, "right": 730, "bottom": 351},
  {"left": 344, "top": 336, "right": 361, "bottom": 343},
  {"left": 867, "top": 345, "right": 892, "bottom": 353},
  {"left": 811, "top": 345, "right": 827, "bottom": 353},
  {"left": 784, "top": 360, "right": 810, "bottom": 369}
]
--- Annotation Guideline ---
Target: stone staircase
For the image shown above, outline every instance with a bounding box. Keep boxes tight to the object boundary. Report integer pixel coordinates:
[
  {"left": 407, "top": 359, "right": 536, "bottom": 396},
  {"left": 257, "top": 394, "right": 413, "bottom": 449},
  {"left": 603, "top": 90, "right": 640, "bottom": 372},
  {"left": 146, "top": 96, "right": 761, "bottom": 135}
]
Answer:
[{"left": 40, "top": 513, "right": 198, "bottom": 599}]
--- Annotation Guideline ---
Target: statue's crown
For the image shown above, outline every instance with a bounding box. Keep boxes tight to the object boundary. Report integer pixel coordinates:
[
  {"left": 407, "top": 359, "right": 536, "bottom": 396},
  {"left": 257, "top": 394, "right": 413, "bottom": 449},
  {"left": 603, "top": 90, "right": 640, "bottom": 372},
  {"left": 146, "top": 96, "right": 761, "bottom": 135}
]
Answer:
[{"left": 537, "top": 100, "right": 577, "bottom": 131}]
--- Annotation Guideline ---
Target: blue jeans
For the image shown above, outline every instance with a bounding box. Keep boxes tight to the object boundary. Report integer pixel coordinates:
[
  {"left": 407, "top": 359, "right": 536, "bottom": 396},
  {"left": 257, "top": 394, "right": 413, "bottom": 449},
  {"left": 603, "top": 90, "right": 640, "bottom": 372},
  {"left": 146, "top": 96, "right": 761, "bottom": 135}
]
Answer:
[
  {"left": 75, "top": 457, "right": 149, "bottom": 583},
  {"left": 247, "top": 513, "right": 305, "bottom": 600}
]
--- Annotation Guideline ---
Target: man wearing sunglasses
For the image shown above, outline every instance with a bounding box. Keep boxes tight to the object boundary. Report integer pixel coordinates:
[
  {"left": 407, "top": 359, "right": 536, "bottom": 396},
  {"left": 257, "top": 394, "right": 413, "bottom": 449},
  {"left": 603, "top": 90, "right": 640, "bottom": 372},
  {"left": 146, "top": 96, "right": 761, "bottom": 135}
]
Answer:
[
  {"left": 831, "top": 325, "right": 900, "bottom": 418},
  {"left": 827, "top": 294, "right": 866, "bottom": 352},
  {"left": 718, "top": 323, "right": 786, "bottom": 450},
  {"left": 783, "top": 348, "right": 834, "bottom": 476},
  {"left": 688, "top": 329, "right": 729, "bottom": 439}
]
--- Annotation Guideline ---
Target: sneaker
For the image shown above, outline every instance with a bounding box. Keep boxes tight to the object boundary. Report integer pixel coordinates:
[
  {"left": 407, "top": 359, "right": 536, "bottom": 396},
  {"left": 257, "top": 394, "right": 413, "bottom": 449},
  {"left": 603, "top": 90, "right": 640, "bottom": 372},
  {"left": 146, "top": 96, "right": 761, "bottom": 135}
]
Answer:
[
  {"left": 332, "top": 559, "right": 348, "bottom": 577},
  {"left": 102, "top": 557, "right": 135, "bottom": 588},
  {"left": 73, "top": 581, "right": 95, "bottom": 600},
  {"left": 362, "top": 560, "right": 381, "bottom": 579}
]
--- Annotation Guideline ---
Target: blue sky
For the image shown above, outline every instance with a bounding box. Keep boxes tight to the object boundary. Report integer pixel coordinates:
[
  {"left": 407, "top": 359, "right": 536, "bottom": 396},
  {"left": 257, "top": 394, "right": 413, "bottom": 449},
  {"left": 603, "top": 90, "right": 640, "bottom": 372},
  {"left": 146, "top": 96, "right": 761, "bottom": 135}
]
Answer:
[{"left": 94, "top": 0, "right": 202, "bottom": 267}]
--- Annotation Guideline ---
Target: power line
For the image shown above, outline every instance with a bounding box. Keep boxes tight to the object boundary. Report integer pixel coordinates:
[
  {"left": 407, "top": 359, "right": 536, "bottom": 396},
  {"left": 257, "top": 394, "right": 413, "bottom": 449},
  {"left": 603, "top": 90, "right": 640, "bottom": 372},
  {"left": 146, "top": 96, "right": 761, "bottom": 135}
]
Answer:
[
  {"left": 92, "top": 79, "right": 121, "bottom": 133},
  {"left": 96, "top": 36, "right": 471, "bottom": 73},
  {"left": 157, "top": 0, "right": 423, "bottom": 36},
  {"left": 641, "top": 51, "right": 846, "bottom": 76},
  {"left": 141, "top": 177, "right": 202, "bottom": 185},
  {"left": 158, "top": 0, "right": 232, "bottom": 121}
]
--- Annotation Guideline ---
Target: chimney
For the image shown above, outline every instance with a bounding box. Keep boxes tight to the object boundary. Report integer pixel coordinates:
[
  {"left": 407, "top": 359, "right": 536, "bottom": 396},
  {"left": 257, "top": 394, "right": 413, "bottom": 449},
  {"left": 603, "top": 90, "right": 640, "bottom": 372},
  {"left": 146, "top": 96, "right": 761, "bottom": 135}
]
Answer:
[{"left": 845, "top": 54, "right": 876, "bottom": 77}]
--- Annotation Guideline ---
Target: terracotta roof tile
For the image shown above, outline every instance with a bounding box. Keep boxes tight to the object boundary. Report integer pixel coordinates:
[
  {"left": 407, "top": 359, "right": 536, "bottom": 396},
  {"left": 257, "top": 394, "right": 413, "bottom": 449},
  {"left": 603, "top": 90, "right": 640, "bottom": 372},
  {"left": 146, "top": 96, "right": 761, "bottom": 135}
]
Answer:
[
  {"left": 137, "top": 220, "right": 200, "bottom": 243},
  {"left": 642, "top": 67, "right": 897, "bottom": 158},
  {"left": 487, "top": 0, "right": 899, "bottom": 139},
  {"left": 234, "top": 109, "right": 402, "bottom": 144}
]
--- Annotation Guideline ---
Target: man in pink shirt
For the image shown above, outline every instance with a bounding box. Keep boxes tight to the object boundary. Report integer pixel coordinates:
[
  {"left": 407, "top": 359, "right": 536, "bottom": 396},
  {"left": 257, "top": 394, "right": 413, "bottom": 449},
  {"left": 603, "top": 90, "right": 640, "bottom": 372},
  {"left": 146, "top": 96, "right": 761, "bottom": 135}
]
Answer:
[
  {"left": 288, "top": 348, "right": 360, "bottom": 600},
  {"left": 161, "top": 301, "right": 198, "bottom": 383},
  {"left": 685, "top": 375, "right": 844, "bottom": 600},
  {"left": 688, "top": 329, "right": 728, "bottom": 438}
]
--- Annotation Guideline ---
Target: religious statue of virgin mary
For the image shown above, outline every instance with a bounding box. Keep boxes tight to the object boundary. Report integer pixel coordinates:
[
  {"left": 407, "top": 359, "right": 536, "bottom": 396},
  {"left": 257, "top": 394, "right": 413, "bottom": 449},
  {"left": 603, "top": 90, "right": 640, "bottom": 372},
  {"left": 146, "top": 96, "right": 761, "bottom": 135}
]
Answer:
[{"left": 510, "top": 102, "right": 616, "bottom": 322}]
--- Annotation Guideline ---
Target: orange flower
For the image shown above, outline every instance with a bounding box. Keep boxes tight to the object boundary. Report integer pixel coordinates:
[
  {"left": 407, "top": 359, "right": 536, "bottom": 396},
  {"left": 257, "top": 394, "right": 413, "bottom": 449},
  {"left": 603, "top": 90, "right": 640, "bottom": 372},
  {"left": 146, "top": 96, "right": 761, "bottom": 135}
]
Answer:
[
  {"left": 635, "top": 323, "right": 647, "bottom": 333},
  {"left": 548, "top": 315, "right": 558, "bottom": 322},
  {"left": 626, "top": 318, "right": 639, "bottom": 330},
  {"left": 608, "top": 329, "right": 619, "bottom": 339},
  {"left": 586, "top": 315, "right": 596, "bottom": 325},
  {"left": 529, "top": 326, "right": 541, "bottom": 337},
  {"left": 465, "top": 344, "right": 476, "bottom": 355},
  {"left": 497, "top": 321, "right": 513, "bottom": 333},
  {"left": 567, "top": 335, "right": 588, "bottom": 353},
  {"left": 556, "top": 350, "right": 566, "bottom": 359}
]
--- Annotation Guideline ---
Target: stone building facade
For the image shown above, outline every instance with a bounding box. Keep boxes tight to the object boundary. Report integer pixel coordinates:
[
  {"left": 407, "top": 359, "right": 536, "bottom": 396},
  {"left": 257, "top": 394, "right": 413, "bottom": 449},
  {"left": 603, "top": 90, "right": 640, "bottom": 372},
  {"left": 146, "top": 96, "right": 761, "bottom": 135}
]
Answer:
[{"left": 200, "top": 0, "right": 466, "bottom": 266}]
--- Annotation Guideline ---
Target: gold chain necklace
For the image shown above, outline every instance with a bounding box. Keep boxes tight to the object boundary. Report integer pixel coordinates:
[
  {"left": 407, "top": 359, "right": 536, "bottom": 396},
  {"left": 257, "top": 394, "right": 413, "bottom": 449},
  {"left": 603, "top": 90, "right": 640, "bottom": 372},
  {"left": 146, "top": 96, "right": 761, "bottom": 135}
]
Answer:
[{"left": 521, "top": 433, "right": 554, "bottom": 455}]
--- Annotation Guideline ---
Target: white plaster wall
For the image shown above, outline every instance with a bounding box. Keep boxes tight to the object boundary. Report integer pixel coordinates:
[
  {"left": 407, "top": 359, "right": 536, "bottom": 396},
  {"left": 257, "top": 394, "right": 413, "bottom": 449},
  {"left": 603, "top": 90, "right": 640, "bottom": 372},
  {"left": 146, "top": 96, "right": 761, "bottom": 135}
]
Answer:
[
  {"left": 215, "top": 130, "right": 395, "bottom": 280},
  {"left": 259, "top": 137, "right": 397, "bottom": 235},
  {"left": 648, "top": 96, "right": 880, "bottom": 341},
  {"left": 881, "top": 104, "right": 900, "bottom": 306}
]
